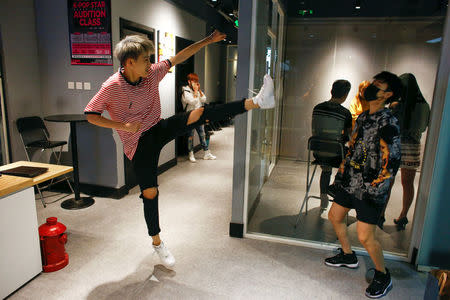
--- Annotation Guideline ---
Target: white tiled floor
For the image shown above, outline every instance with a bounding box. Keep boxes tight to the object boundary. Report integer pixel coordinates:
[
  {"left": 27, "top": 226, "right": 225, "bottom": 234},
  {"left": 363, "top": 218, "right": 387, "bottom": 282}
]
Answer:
[{"left": 8, "top": 126, "right": 426, "bottom": 300}]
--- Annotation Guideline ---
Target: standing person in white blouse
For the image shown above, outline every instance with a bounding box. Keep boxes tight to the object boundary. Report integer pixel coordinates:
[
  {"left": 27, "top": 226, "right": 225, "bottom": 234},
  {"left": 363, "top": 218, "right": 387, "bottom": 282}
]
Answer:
[{"left": 181, "top": 73, "right": 216, "bottom": 162}]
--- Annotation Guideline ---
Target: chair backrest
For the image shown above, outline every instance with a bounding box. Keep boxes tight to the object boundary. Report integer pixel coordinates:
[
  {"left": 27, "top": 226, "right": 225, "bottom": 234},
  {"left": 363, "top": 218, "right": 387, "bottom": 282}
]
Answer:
[
  {"left": 16, "top": 116, "right": 49, "bottom": 146},
  {"left": 308, "top": 136, "right": 344, "bottom": 159},
  {"left": 311, "top": 110, "right": 346, "bottom": 141}
]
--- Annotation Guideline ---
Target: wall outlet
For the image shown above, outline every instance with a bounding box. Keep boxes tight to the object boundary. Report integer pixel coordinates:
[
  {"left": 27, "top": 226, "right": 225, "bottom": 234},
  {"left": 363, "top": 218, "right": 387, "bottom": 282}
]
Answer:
[
  {"left": 84, "top": 82, "right": 91, "bottom": 90},
  {"left": 76, "top": 82, "right": 83, "bottom": 90},
  {"left": 68, "top": 81, "right": 75, "bottom": 89}
]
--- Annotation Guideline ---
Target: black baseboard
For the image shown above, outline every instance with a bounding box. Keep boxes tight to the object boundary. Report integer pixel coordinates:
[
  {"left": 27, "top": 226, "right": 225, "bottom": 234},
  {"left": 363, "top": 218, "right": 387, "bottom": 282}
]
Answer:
[
  {"left": 229, "top": 222, "right": 244, "bottom": 238},
  {"left": 81, "top": 157, "right": 177, "bottom": 197},
  {"left": 78, "top": 183, "right": 129, "bottom": 199},
  {"left": 46, "top": 180, "right": 129, "bottom": 199},
  {"left": 157, "top": 157, "right": 177, "bottom": 175},
  {"left": 47, "top": 157, "right": 178, "bottom": 199}
]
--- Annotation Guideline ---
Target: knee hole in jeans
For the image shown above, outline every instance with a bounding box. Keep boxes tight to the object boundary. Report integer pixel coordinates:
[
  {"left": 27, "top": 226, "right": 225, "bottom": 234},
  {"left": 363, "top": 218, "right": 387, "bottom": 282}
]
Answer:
[{"left": 142, "top": 187, "right": 158, "bottom": 199}]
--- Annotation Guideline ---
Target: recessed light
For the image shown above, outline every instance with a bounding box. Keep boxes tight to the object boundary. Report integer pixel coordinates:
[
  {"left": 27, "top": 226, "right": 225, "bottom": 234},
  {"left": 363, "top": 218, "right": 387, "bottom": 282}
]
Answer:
[{"left": 426, "top": 37, "right": 442, "bottom": 43}]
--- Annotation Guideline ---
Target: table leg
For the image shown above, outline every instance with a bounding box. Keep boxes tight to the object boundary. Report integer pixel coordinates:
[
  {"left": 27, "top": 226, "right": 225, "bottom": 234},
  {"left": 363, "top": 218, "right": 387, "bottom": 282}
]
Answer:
[{"left": 61, "top": 121, "right": 94, "bottom": 210}]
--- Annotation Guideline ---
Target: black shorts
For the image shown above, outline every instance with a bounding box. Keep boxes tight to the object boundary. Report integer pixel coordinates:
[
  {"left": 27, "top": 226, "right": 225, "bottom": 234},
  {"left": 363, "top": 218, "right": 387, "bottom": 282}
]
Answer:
[
  {"left": 331, "top": 187, "right": 384, "bottom": 225},
  {"left": 312, "top": 154, "right": 343, "bottom": 168}
]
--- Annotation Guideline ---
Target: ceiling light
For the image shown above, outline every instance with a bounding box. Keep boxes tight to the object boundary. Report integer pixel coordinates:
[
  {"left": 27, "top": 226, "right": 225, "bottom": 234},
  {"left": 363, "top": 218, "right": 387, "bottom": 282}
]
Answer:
[
  {"left": 355, "top": 0, "right": 361, "bottom": 9},
  {"left": 426, "top": 37, "right": 442, "bottom": 43}
]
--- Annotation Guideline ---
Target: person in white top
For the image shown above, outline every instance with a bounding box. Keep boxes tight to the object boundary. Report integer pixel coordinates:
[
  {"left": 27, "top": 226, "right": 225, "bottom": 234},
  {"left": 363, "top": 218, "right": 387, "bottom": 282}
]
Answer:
[{"left": 181, "top": 73, "right": 216, "bottom": 162}]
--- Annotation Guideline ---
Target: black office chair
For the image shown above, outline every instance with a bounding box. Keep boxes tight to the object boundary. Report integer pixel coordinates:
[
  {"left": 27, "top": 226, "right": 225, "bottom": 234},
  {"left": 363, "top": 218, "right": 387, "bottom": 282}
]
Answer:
[
  {"left": 295, "top": 136, "right": 345, "bottom": 227},
  {"left": 16, "top": 116, "right": 74, "bottom": 207}
]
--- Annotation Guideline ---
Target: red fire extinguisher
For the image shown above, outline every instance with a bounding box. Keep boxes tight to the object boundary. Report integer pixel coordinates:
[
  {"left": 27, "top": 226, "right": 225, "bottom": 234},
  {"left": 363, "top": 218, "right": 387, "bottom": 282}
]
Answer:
[{"left": 38, "top": 217, "right": 69, "bottom": 272}]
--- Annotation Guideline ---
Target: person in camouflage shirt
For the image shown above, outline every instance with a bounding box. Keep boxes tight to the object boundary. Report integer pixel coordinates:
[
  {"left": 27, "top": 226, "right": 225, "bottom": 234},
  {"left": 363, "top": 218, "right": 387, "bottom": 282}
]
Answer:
[
  {"left": 324, "top": 71, "right": 403, "bottom": 299},
  {"left": 337, "top": 108, "right": 401, "bottom": 205}
]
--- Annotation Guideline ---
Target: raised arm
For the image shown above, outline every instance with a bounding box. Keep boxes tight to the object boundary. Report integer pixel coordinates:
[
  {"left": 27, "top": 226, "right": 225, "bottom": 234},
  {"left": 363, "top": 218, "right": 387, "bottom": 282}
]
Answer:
[{"left": 169, "top": 30, "right": 226, "bottom": 67}]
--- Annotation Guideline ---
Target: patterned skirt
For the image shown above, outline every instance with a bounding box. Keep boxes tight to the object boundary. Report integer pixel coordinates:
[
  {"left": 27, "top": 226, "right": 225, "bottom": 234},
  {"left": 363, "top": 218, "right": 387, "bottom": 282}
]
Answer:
[{"left": 400, "top": 142, "right": 421, "bottom": 169}]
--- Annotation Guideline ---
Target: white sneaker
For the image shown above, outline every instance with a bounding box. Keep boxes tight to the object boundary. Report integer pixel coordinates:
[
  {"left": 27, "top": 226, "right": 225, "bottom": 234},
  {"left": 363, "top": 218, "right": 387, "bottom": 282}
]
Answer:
[
  {"left": 153, "top": 241, "right": 175, "bottom": 268},
  {"left": 188, "top": 151, "right": 196, "bottom": 163},
  {"left": 253, "top": 74, "right": 275, "bottom": 109},
  {"left": 203, "top": 150, "right": 216, "bottom": 160}
]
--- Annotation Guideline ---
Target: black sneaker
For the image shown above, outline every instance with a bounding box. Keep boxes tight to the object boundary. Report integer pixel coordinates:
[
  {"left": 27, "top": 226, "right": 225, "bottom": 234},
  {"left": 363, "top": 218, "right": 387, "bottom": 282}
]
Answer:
[
  {"left": 365, "top": 268, "right": 392, "bottom": 298},
  {"left": 324, "top": 248, "right": 359, "bottom": 269}
]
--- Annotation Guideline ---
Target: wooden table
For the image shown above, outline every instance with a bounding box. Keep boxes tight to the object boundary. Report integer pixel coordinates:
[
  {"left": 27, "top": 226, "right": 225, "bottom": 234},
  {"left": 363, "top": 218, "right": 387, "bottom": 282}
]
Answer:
[
  {"left": 0, "top": 161, "right": 74, "bottom": 195},
  {"left": 0, "top": 161, "right": 73, "bottom": 299}
]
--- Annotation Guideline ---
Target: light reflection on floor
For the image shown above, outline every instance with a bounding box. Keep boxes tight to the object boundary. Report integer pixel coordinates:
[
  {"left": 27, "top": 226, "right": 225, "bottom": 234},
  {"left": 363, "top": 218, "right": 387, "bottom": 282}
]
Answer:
[{"left": 247, "top": 159, "right": 417, "bottom": 255}]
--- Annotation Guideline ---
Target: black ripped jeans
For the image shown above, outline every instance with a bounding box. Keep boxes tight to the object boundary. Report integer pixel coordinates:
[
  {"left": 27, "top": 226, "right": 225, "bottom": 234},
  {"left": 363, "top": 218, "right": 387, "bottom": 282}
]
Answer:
[{"left": 131, "top": 99, "right": 247, "bottom": 236}]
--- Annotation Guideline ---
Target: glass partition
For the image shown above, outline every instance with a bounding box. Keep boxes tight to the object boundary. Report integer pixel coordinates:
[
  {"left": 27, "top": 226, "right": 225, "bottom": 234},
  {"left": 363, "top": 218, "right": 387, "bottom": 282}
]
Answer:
[
  {"left": 247, "top": 0, "right": 284, "bottom": 222},
  {"left": 246, "top": 16, "right": 445, "bottom": 258}
]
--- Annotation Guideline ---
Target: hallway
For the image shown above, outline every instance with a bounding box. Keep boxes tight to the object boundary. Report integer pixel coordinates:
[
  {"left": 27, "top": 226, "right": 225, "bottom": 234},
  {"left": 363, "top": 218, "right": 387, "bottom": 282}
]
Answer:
[{"left": 10, "top": 127, "right": 426, "bottom": 300}]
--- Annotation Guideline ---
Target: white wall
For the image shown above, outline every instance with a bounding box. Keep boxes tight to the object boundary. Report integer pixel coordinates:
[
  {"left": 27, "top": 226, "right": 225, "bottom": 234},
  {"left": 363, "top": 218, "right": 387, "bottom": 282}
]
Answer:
[
  {"left": 204, "top": 43, "right": 227, "bottom": 103},
  {"left": 0, "top": 0, "right": 42, "bottom": 162},
  {"left": 281, "top": 18, "right": 444, "bottom": 160}
]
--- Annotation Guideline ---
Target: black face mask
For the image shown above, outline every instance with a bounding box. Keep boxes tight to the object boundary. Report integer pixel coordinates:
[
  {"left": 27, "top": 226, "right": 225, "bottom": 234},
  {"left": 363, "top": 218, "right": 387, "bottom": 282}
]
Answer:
[{"left": 364, "top": 84, "right": 382, "bottom": 101}]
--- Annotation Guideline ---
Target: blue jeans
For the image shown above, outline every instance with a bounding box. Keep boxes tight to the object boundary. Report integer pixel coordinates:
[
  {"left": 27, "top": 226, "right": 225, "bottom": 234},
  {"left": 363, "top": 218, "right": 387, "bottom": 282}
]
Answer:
[{"left": 188, "top": 124, "right": 208, "bottom": 152}]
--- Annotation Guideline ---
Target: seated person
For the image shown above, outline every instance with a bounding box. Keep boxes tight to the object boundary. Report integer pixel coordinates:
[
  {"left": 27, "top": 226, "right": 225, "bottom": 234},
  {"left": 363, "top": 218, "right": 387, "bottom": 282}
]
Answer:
[{"left": 311, "top": 79, "right": 352, "bottom": 211}]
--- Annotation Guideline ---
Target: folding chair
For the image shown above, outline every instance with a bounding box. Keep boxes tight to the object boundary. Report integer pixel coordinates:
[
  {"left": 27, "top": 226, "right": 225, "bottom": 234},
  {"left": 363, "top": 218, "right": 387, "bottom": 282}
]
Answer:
[
  {"left": 16, "top": 116, "right": 74, "bottom": 207},
  {"left": 295, "top": 136, "right": 344, "bottom": 227}
]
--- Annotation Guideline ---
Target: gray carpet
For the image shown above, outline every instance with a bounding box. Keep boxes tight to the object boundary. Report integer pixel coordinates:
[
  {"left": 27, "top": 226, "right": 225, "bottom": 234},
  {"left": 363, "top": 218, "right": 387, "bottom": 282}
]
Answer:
[{"left": 8, "top": 127, "right": 426, "bottom": 300}]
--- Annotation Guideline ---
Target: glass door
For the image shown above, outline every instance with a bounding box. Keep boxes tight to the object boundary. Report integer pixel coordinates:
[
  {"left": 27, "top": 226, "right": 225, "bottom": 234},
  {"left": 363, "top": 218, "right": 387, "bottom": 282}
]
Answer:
[
  {"left": 246, "top": 13, "right": 446, "bottom": 260},
  {"left": 247, "top": 0, "right": 284, "bottom": 221}
]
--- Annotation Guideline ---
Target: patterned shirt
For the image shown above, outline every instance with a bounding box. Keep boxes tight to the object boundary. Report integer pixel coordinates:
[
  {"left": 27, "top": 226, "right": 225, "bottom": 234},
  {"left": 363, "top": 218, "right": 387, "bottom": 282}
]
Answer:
[
  {"left": 336, "top": 108, "right": 401, "bottom": 204},
  {"left": 84, "top": 60, "right": 171, "bottom": 160}
]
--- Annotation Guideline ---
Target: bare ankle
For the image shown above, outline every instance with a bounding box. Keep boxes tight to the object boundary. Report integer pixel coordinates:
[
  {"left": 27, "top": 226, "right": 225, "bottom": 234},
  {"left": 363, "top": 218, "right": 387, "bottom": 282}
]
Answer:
[
  {"left": 245, "top": 99, "right": 259, "bottom": 110},
  {"left": 343, "top": 248, "right": 353, "bottom": 255}
]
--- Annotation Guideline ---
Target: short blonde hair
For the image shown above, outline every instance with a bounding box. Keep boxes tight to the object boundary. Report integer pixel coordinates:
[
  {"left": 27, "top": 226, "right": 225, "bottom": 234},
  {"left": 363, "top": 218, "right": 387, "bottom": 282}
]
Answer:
[{"left": 114, "top": 35, "right": 155, "bottom": 65}]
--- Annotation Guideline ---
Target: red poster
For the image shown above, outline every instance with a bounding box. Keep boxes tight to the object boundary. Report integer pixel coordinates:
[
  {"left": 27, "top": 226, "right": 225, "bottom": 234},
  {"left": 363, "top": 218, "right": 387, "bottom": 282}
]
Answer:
[{"left": 68, "top": 0, "right": 113, "bottom": 65}]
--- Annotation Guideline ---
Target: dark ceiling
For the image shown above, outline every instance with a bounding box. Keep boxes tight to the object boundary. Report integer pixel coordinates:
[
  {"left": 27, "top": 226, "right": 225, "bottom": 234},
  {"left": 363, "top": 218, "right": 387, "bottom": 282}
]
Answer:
[
  {"left": 287, "top": 0, "right": 448, "bottom": 18},
  {"left": 165, "top": 0, "right": 447, "bottom": 43},
  {"left": 165, "top": 0, "right": 239, "bottom": 44}
]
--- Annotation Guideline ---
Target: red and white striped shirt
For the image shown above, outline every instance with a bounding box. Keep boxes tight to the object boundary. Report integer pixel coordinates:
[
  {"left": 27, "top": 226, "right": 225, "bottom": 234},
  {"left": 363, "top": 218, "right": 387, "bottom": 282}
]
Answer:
[{"left": 84, "top": 60, "right": 171, "bottom": 160}]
